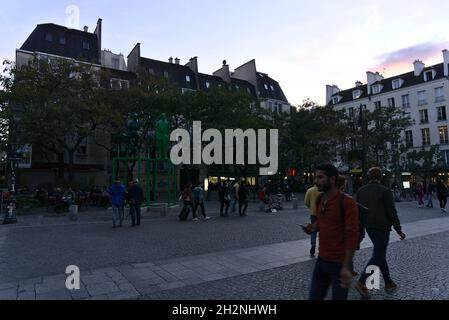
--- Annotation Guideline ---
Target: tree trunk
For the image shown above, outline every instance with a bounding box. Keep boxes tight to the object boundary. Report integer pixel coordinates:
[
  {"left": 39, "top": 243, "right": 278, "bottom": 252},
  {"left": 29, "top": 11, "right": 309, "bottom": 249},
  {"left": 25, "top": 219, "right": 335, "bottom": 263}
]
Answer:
[{"left": 67, "top": 150, "right": 75, "bottom": 184}]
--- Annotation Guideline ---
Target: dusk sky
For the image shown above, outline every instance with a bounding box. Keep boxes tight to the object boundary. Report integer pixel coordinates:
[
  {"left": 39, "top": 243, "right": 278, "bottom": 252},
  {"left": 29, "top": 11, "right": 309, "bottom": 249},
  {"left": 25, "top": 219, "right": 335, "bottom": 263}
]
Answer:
[{"left": 1, "top": 0, "right": 449, "bottom": 106}]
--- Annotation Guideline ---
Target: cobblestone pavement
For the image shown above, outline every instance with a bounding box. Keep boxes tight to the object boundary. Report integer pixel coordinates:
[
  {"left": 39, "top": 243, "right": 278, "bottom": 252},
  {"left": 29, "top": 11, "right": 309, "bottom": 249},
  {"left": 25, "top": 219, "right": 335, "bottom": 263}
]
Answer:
[{"left": 0, "top": 199, "right": 448, "bottom": 300}]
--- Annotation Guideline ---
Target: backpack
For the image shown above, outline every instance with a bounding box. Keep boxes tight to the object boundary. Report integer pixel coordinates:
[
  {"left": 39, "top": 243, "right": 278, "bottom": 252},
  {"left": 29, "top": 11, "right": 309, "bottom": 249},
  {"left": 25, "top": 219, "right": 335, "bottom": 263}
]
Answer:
[{"left": 316, "top": 193, "right": 366, "bottom": 248}]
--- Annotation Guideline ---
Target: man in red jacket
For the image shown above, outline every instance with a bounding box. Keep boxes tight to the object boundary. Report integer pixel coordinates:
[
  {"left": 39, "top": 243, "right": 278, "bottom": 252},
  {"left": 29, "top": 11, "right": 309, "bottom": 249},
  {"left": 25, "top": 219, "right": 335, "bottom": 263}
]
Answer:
[{"left": 304, "top": 164, "right": 359, "bottom": 300}]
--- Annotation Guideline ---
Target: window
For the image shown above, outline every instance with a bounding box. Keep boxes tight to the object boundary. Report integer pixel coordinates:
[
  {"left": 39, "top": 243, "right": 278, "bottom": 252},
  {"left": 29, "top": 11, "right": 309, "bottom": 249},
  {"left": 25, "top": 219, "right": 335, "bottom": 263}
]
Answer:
[
  {"left": 205, "top": 81, "right": 210, "bottom": 89},
  {"left": 76, "top": 138, "right": 88, "bottom": 156},
  {"left": 437, "top": 106, "right": 447, "bottom": 121},
  {"left": 121, "top": 81, "right": 129, "bottom": 90},
  {"left": 392, "top": 79, "right": 402, "bottom": 90},
  {"left": 374, "top": 101, "right": 381, "bottom": 110},
  {"left": 425, "top": 70, "right": 434, "bottom": 81},
  {"left": 185, "top": 75, "right": 191, "bottom": 83},
  {"left": 332, "top": 96, "right": 339, "bottom": 104},
  {"left": 402, "top": 94, "right": 410, "bottom": 108},
  {"left": 270, "top": 85, "right": 275, "bottom": 91},
  {"left": 388, "top": 98, "right": 395, "bottom": 108},
  {"left": 405, "top": 131, "right": 414, "bottom": 147},
  {"left": 264, "top": 84, "right": 269, "bottom": 90},
  {"left": 440, "top": 150, "right": 449, "bottom": 167},
  {"left": 59, "top": 36, "right": 66, "bottom": 45},
  {"left": 440, "top": 126, "right": 449, "bottom": 144},
  {"left": 164, "top": 71, "right": 169, "bottom": 79},
  {"left": 435, "top": 87, "right": 445, "bottom": 102},
  {"left": 348, "top": 107, "right": 354, "bottom": 118},
  {"left": 235, "top": 85, "right": 240, "bottom": 90},
  {"left": 82, "top": 41, "right": 90, "bottom": 50},
  {"left": 353, "top": 90, "right": 362, "bottom": 100},
  {"left": 419, "top": 109, "right": 429, "bottom": 124},
  {"left": 45, "top": 33, "right": 53, "bottom": 42},
  {"left": 247, "top": 87, "right": 251, "bottom": 94},
  {"left": 418, "top": 90, "right": 427, "bottom": 106},
  {"left": 372, "top": 85, "right": 381, "bottom": 94},
  {"left": 110, "top": 79, "right": 121, "bottom": 90},
  {"left": 278, "top": 103, "right": 283, "bottom": 113},
  {"left": 421, "top": 128, "right": 431, "bottom": 146},
  {"left": 269, "top": 101, "right": 273, "bottom": 112}
]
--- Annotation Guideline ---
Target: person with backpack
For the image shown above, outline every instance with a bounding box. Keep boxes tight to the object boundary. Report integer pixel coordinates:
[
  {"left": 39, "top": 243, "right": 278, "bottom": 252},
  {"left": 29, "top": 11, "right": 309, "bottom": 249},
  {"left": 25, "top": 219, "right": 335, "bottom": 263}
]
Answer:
[
  {"left": 179, "top": 183, "right": 195, "bottom": 221},
  {"left": 302, "top": 164, "right": 359, "bottom": 300},
  {"left": 193, "top": 183, "right": 210, "bottom": 221},
  {"left": 238, "top": 181, "right": 249, "bottom": 216},
  {"left": 354, "top": 167, "right": 406, "bottom": 300},
  {"left": 437, "top": 180, "right": 448, "bottom": 213}
]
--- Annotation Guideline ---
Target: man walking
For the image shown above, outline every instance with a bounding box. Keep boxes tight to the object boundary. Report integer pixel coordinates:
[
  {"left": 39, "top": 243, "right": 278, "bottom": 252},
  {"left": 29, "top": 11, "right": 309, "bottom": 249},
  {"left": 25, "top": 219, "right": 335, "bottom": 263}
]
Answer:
[
  {"left": 354, "top": 167, "right": 406, "bottom": 299},
  {"left": 303, "top": 164, "right": 359, "bottom": 300},
  {"left": 128, "top": 179, "right": 144, "bottom": 227},
  {"left": 437, "top": 180, "right": 448, "bottom": 213},
  {"left": 193, "top": 183, "right": 210, "bottom": 220},
  {"left": 304, "top": 183, "right": 320, "bottom": 257},
  {"left": 108, "top": 180, "right": 126, "bottom": 228},
  {"left": 218, "top": 182, "right": 230, "bottom": 217}
]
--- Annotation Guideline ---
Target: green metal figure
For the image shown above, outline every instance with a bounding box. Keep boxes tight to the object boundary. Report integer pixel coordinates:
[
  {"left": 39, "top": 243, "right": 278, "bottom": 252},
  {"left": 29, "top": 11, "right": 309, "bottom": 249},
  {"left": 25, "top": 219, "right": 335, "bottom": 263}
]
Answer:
[{"left": 156, "top": 113, "right": 170, "bottom": 159}]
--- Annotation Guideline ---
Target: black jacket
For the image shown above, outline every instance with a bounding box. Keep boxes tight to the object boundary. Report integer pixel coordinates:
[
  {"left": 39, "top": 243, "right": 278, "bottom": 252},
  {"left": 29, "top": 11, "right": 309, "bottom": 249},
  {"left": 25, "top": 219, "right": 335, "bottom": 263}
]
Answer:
[
  {"left": 356, "top": 182, "right": 402, "bottom": 234},
  {"left": 128, "top": 185, "right": 144, "bottom": 205}
]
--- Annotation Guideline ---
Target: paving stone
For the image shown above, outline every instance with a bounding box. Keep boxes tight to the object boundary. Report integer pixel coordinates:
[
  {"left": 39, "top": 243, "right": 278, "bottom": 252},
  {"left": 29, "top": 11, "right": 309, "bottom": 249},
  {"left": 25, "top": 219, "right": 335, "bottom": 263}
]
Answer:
[
  {"left": 36, "top": 290, "right": 72, "bottom": 300},
  {"left": 86, "top": 282, "right": 120, "bottom": 296},
  {"left": 0, "top": 287, "right": 17, "bottom": 300}
]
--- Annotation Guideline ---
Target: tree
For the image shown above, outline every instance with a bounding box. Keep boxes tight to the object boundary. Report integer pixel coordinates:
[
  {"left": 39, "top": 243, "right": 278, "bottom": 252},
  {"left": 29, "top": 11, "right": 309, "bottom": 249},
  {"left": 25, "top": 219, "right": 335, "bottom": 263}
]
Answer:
[
  {"left": 402, "top": 145, "right": 443, "bottom": 181},
  {"left": 1, "top": 58, "right": 104, "bottom": 183}
]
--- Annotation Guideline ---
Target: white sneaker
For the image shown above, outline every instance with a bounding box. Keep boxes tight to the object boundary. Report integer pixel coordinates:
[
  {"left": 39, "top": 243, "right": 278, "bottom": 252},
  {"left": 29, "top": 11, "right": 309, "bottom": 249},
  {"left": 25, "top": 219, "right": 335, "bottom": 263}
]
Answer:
[
  {"left": 204, "top": 217, "right": 211, "bottom": 221},
  {"left": 192, "top": 218, "right": 199, "bottom": 221}
]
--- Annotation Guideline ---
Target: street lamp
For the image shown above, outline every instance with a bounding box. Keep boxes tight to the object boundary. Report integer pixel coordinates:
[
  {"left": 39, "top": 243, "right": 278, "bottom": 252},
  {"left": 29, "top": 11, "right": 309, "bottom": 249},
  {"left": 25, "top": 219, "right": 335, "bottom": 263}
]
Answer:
[{"left": 3, "top": 152, "right": 22, "bottom": 224}]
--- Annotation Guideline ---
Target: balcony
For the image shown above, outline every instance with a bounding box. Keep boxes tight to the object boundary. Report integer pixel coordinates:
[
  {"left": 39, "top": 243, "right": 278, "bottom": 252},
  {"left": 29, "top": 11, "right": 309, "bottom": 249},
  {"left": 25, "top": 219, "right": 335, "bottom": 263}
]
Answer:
[
  {"left": 435, "top": 96, "right": 445, "bottom": 103},
  {"left": 418, "top": 100, "right": 428, "bottom": 106}
]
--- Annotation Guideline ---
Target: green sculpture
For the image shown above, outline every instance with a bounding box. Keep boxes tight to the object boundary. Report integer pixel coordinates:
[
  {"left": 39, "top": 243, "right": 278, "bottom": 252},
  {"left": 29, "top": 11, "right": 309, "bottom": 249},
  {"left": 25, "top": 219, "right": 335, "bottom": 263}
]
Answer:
[{"left": 156, "top": 113, "right": 170, "bottom": 159}]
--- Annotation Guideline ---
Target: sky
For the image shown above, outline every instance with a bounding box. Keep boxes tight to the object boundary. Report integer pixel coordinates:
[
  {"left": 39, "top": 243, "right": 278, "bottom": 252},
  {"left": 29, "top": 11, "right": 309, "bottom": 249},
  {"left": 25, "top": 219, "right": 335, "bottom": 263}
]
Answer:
[{"left": 1, "top": 0, "right": 449, "bottom": 106}]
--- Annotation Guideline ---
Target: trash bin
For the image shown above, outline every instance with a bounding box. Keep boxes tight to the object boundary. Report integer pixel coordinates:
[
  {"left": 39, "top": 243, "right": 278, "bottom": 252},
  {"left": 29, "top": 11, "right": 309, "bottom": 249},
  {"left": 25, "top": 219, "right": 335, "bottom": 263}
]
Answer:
[{"left": 68, "top": 204, "right": 78, "bottom": 221}]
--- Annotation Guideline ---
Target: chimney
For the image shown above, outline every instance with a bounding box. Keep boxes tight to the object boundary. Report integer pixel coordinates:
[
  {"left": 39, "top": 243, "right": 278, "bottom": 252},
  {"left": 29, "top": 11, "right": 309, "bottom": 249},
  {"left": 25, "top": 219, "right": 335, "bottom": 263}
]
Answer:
[
  {"left": 355, "top": 81, "right": 363, "bottom": 87},
  {"left": 326, "top": 85, "right": 340, "bottom": 105},
  {"left": 175, "top": 57, "right": 180, "bottom": 65},
  {"left": 413, "top": 60, "right": 425, "bottom": 76},
  {"left": 443, "top": 50, "right": 449, "bottom": 77},
  {"left": 94, "top": 19, "right": 102, "bottom": 64},
  {"left": 84, "top": 26, "right": 89, "bottom": 32},
  {"left": 168, "top": 57, "right": 173, "bottom": 64}
]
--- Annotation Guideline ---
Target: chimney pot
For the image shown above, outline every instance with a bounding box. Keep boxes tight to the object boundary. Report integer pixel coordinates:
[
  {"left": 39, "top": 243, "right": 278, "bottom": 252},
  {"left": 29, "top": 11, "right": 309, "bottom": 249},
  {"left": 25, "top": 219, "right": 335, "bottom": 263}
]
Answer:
[
  {"left": 175, "top": 57, "right": 180, "bottom": 65},
  {"left": 84, "top": 26, "right": 89, "bottom": 32},
  {"left": 169, "top": 57, "right": 173, "bottom": 64}
]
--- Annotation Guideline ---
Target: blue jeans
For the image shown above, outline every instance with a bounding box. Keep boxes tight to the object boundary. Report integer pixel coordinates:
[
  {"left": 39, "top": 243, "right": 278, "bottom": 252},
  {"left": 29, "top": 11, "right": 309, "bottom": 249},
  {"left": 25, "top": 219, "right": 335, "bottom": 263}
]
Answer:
[
  {"left": 359, "top": 229, "right": 393, "bottom": 286},
  {"left": 112, "top": 205, "right": 124, "bottom": 227},
  {"left": 310, "top": 215, "right": 317, "bottom": 247},
  {"left": 426, "top": 193, "right": 433, "bottom": 208},
  {"left": 231, "top": 195, "right": 238, "bottom": 213},
  {"left": 309, "top": 258, "right": 348, "bottom": 300}
]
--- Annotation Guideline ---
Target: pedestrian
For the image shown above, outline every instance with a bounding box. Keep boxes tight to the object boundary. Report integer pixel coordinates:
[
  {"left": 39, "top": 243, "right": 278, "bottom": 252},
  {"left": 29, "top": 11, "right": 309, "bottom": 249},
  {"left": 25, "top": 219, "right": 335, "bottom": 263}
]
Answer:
[
  {"left": 354, "top": 167, "right": 406, "bottom": 300},
  {"left": 180, "top": 183, "right": 195, "bottom": 221},
  {"left": 436, "top": 180, "right": 448, "bottom": 213},
  {"left": 231, "top": 180, "right": 240, "bottom": 214},
  {"left": 128, "top": 179, "right": 144, "bottom": 227},
  {"left": 193, "top": 183, "right": 210, "bottom": 220},
  {"left": 107, "top": 179, "right": 126, "bottom": 228},
  {"left": 302, "top": 164, "right": 359, "bottom": 300},
  {"left": 238, "top": 181, "right": 249, "bottom": 216},
  {"left": 304, "top": 183, "right": 320, "bottom": 257},
  {"left": 218, "top": 182, "right": 230, "bottom": 217},
  {"left": 416, "top": 183, "right": 424, "bottom": 207}
]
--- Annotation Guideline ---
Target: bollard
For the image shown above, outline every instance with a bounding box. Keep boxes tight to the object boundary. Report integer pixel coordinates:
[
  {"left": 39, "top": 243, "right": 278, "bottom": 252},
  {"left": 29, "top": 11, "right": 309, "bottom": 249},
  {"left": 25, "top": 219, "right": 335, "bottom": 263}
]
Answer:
[{"left": 68, "top": 204, "right": 78, "bottom": 221}]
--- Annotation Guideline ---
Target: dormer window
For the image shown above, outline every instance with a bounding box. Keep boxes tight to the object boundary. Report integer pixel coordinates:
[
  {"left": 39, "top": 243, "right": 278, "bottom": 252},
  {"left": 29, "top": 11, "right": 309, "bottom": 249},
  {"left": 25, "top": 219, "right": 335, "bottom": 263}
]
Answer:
[
  {"left": 392, "top": 79, "right": 403, "bottom": 90},
  {"left": 82, "top": 41, "right": 90, "bottom": 50},
  {"left": 205, "top": 81, "right": 210, "bottom": 89},
  {"left": 59, "top": 36, "right": 66, "bottom": 45},
  {"left": 332, "top": 96, "right": 340, "bottom": 104},
  {"left": 424, "top": 70, "right": 435, "bottom": 82},
  {"left": 270, "top": 85, "right": 275, "bottom": 91},
  {"left": 353, "top": 90, "right": 362, "bottom": 100},
  {"left": 264, "top": 84, "right": 269, "bottom": 90},
  {"left": 186, "top": 75, "right": 191, "bottom": 83},
  {"left": 371, "top": 84, "right": 381, "bottom": 94},
  {"left": 45, "top": 33, "right": 53, "bottom": 42}
]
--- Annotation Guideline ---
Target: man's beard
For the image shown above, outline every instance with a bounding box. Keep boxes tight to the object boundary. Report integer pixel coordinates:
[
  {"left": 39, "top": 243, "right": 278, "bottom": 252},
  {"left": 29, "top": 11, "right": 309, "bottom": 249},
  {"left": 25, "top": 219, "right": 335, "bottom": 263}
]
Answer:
[{"left": 318, "top": 181, "right": 331, "bottom": 192}]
